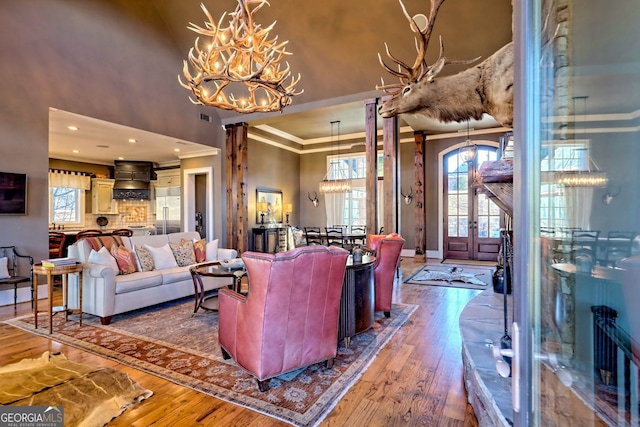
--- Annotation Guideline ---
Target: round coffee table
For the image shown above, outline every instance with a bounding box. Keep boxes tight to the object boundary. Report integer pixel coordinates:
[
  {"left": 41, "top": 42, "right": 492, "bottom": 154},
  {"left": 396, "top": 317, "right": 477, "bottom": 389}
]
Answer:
[{"left": 190, "top": 262, "right": 245, "bottom": 314}]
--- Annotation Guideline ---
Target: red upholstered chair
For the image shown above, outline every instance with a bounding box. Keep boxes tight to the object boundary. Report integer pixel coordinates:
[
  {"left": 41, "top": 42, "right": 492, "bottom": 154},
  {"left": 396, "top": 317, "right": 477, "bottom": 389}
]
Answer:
[
  {"left": 218, "top": 245, "right": 349, "bottom": 392},
  {"left": 366, "top": 233, "right": 405, "bottom": 318}
]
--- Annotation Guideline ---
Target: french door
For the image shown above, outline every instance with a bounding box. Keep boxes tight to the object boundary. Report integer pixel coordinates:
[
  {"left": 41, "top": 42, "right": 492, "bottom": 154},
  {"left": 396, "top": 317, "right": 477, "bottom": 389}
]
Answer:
[{"left": 444, "top": 146, "right": 502, "bottom": 261}]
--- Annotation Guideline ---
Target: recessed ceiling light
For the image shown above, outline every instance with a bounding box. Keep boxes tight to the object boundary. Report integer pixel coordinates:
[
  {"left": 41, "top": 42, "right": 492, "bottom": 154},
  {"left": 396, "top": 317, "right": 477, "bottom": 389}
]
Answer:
[
  {"left": 128, "top": 138, "right": 137, "bottom": 143},
  {"left": 67, "top": 126, "right": 78, "bottom": 131},
  {"left": 72, "top": 150, "right": 79, "bottom": 153},
  {"left": 174, "top": 148, "right": 181, "bottom": 152},
  {"left": 118, "top": 156, "right": 124, "bottom": 160}
]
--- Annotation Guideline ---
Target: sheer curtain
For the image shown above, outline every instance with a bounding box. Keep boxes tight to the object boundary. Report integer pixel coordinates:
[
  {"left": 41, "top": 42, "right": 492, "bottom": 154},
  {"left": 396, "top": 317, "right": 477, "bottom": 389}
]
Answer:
[
  {"left": 565, "top": 187, "right": 593, "bottom": 230},
  {"left": 324, "top": 193, "right": 345, "bottom": 227}
]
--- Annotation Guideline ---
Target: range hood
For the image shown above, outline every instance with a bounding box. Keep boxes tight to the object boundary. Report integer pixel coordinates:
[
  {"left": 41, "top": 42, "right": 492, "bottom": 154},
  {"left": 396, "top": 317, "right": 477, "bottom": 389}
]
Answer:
[{"left": 112, "top": 160, "right": 153, "bottom": 200}]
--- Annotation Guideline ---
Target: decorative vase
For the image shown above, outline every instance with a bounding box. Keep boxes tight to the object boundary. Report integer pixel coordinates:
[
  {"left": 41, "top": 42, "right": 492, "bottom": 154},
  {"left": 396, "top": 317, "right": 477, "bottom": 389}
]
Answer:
[{"left": 352, "top": 246, "right": 363, "bottom": 264}]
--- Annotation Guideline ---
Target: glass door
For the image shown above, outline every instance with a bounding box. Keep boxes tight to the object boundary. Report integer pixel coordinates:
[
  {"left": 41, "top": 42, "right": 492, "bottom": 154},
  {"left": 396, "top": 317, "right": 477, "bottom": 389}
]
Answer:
[
  {"left": 444, "top": 146, "right": 502, "bottom": 260},
  {"left": 516, "top": 0, "right": 640, "bottom": 424}
]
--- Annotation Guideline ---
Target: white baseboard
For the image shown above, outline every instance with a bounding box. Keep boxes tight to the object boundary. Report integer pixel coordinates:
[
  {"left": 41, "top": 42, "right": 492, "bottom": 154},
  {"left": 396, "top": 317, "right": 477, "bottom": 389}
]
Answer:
[
  {"left": 400, "top": 249, "right": 442, "bottom": 259},
  {"left": 0, "top": 284, "right": 47, "bottom": 307}
]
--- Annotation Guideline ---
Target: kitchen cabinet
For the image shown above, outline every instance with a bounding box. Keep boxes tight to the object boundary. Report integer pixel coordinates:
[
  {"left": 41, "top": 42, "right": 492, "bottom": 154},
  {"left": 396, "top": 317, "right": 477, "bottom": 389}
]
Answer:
[
  {"left": 91, "top": 179, "right": 118, "bottom": 214},
  {"left": 114, "top": 160, "right": 152, "bottom": 182},
  {"left": 155, "top": 169, "right": 181, "bottom": 188}
]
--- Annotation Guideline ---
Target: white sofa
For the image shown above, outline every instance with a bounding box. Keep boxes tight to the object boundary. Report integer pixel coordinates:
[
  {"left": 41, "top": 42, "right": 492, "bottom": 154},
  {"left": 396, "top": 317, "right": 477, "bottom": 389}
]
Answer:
[{"left": 67, "top": 231, "right": 237, "bottom": 324}]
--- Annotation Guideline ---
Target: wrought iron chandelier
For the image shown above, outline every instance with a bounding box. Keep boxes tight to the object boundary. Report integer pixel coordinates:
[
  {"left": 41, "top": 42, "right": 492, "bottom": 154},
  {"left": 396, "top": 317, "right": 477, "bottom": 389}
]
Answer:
[
  {"left": 459, "top": 120, "right": 476, "bottom": 164},
  {"left": 179, "top": 0, "right": 303, "bottom": 114},
  {"left": 319, "top": 121, "right": 352, "bottom": 194}
]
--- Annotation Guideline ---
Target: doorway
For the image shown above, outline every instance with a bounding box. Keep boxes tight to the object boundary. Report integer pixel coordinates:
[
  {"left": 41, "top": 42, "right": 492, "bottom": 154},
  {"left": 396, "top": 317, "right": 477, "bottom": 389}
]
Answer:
[
  {"left": 183, "top": 165, "right": 218, "bottom": 242},
  {"left": 443, "top": 145, "right": 502, "bottom": 261}
]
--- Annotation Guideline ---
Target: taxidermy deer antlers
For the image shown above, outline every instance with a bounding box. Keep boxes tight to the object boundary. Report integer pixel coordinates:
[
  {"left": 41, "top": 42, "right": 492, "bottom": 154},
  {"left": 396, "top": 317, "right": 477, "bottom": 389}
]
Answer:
[
  {"left": 400, "top": 186, "right": 413, "bottom": 205},
  {"left": 308, "top": 191, "right": 319, "bottom": 207},
  {"left": 377, "top": 0, "right": 514, "bottom": 128}
]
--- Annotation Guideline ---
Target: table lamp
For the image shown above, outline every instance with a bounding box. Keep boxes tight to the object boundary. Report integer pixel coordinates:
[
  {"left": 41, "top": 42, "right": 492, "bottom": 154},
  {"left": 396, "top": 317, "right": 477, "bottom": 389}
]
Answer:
[
  {"left": 284, "top": 203, "right": 293, "bottom": 225},
  {"left": 257, "top": 202, "right": 268, "bottom": 227}
]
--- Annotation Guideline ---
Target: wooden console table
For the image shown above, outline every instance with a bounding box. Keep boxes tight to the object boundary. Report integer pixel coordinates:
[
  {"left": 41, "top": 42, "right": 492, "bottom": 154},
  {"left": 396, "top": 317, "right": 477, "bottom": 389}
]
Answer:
[
  {"left": 250, "top": 227, "right": 292, "bottom": 253},
  {"left": 33, "top": 262, "right": 83, "bottom": 334}
]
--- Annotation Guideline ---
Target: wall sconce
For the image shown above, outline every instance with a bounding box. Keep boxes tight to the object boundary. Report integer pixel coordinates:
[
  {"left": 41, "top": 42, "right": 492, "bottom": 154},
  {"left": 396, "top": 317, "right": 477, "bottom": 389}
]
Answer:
[
  {"left": 308, "top": 192, "right": 319, "bottom": 208},
  {"left": 602, "top": 186, "right": 621, "bottom": 205},
  {"left": 257, "top": 202, "right": 268, "bottom": 227},
  {"left": 284, "top": 203, "right": 293, "bottom": 224}
]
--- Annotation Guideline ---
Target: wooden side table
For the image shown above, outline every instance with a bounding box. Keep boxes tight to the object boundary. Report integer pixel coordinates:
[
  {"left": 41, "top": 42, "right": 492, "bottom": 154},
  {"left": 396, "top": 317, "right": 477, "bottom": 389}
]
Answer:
[
  {"left": 32, "top": 263, "right": 83, "bottom": 334},
  {"left": 338, "top": 256, "right": 375, "bottom": 348}
]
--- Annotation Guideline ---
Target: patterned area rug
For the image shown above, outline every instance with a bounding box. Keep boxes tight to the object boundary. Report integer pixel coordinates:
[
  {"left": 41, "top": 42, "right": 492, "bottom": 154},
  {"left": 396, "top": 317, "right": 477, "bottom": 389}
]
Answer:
[
  {"left": 0, "top": 351, "right": 151, "bottom": 426},
  {"left": 405, "top": 264, "right": 494, "bottom": 290},
  {"left": 5, "top": 298, "right": 416, "bottom": 427}
]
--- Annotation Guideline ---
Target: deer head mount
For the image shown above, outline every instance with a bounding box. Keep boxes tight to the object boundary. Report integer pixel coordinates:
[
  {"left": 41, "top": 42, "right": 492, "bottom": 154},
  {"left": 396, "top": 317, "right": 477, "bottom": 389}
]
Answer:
[
  {"left": 376, "top": 0, "right": 514, "bottom": 128},
  {"left": 401, "top": 186, "right": 413, "bottom": 205},
  {"left": 308, "top": 191, "right": 319, "bottom": 208}
]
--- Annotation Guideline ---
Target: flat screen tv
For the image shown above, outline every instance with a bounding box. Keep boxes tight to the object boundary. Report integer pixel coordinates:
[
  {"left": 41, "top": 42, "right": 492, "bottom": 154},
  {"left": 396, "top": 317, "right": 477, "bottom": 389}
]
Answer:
[{"left": 0, "top": 172, "right": 27, "bottom": 215}]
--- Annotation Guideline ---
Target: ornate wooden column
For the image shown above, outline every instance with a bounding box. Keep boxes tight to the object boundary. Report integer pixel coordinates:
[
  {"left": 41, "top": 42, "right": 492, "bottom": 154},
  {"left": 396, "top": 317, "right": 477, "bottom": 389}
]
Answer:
[
  {"left": 225, "top": 123, "right": 248, "bottom": 253},
  {"left": 382, "top": 104, "right": 399, "bottom": 235},
  {"left": 364, "top": 98, "right": 378, "bottom": 236},
  {"left": 413, "top": 131, "right": 426, "bottom": 262}
]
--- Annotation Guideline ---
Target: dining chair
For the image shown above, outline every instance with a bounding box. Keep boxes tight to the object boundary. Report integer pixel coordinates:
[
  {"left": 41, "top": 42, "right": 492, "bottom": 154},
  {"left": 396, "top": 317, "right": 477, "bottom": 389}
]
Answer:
[
  {"left": 325, "top": 227, "right": 348, "bottom": 249},
  {"left": 48, "top": 231, "right": 67, "bottom": 258},
  {"left": 303, "top": 227, "right": 323, "bottom": 245},
  {"left": 76, "top": 229, "right": 103, "bottom": 240},
  {"left": 570, "top": 230, "right": 600, "bottom": 262},
  {"left": 603, "top": 231, "right": 636, "bottom": 266},
  {"left": 111, "top": 228, "right": 134, "bottom": 237},
  {"left": 350, "top": 225, "right": 367, "bottom": 246}
]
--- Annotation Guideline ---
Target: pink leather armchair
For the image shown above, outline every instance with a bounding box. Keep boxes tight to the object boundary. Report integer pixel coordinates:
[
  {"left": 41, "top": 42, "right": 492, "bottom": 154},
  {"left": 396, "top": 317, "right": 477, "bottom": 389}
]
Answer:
[
  {"left": 366, "top": 233, "right": 405, "bottom": 317},
  {"left": 218, "top": 245, "right": 349, "bottom": 392}
]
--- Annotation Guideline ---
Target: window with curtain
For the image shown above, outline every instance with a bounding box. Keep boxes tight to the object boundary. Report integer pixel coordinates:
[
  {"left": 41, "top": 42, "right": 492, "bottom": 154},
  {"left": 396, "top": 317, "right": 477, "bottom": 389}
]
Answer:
[
  {"left": 324, "top": 153, "right": 372, "bottom": 227},
  {"left": 540, "top": 143, "right": 590, "bottom": 231},
  {"left": 48, "top": 170, "right": 91, "bottom": 227}
]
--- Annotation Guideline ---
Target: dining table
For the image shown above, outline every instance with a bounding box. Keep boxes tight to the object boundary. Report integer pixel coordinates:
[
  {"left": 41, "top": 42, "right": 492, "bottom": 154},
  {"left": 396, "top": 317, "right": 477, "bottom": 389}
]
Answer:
[{"left": 319, "top": 232, "right": 367, "bottom": 247}]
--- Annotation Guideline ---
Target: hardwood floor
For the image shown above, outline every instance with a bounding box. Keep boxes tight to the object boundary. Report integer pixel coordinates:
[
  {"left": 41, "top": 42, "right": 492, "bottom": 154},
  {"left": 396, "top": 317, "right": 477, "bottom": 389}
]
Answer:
[{"left": 0, "top": 258, "right": 480, "bottom": 426}]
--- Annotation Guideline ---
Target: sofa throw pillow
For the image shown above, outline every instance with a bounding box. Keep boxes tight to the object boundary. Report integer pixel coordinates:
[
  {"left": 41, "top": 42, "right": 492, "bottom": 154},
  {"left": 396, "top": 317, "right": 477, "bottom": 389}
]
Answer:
[
  {"left": 171, "top": 240, "right": 196, "bottom": 267},
  {"left": 205, "top": 239, "right": 219, "bottom": 261},
  {"left": 193, "top": 238, "right": 206, "bottom": 263},
  {"left": 87, "top": 246, "right": 119, "bottom": 275},
  {"left": 0, "top": 257, "right": 9, "bottom": 279},
  {"left": 110, "top": 245, "right": 138, "bottom": 275},
  {"left": 135, "top": 246, "right": 155, "bottom": 271},
  {"left": 144, "top": 244, "right": 178, "bottom": 270}
]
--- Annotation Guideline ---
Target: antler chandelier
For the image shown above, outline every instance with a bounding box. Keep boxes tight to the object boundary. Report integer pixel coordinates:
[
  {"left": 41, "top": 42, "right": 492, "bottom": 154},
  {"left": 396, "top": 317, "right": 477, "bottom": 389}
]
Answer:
[{"left": 179, "top": 0, "right": 303, "bottom": 114}]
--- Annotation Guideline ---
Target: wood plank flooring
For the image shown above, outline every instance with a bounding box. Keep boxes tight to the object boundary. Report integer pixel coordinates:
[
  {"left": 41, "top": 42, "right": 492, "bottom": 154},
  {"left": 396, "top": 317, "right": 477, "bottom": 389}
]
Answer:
[{"left": 0, "top": 258, "right": 480, "bottom": 426}]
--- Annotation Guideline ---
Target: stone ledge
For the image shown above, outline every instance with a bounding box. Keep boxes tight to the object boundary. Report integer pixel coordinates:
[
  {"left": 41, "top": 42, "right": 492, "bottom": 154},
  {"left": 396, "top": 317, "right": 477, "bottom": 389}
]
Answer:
[{"left": 460, "top": 288, "right": 513, "bottom": 426}]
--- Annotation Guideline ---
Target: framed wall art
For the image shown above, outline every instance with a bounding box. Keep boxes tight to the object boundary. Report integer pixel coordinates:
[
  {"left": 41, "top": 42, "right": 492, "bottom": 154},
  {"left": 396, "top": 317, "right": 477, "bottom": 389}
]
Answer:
[{"left": 256, "top": 188, "right": 283, "bottom": 224}]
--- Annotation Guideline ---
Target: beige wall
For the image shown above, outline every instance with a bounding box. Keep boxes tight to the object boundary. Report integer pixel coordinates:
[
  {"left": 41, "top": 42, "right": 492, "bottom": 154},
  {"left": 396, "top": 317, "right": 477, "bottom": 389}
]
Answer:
[
  {"left": 0, "top": 1, "right": 223, "bottom": 262},
  {"left": 247, "top": 140, "right": 300, "bottom": 228}
]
